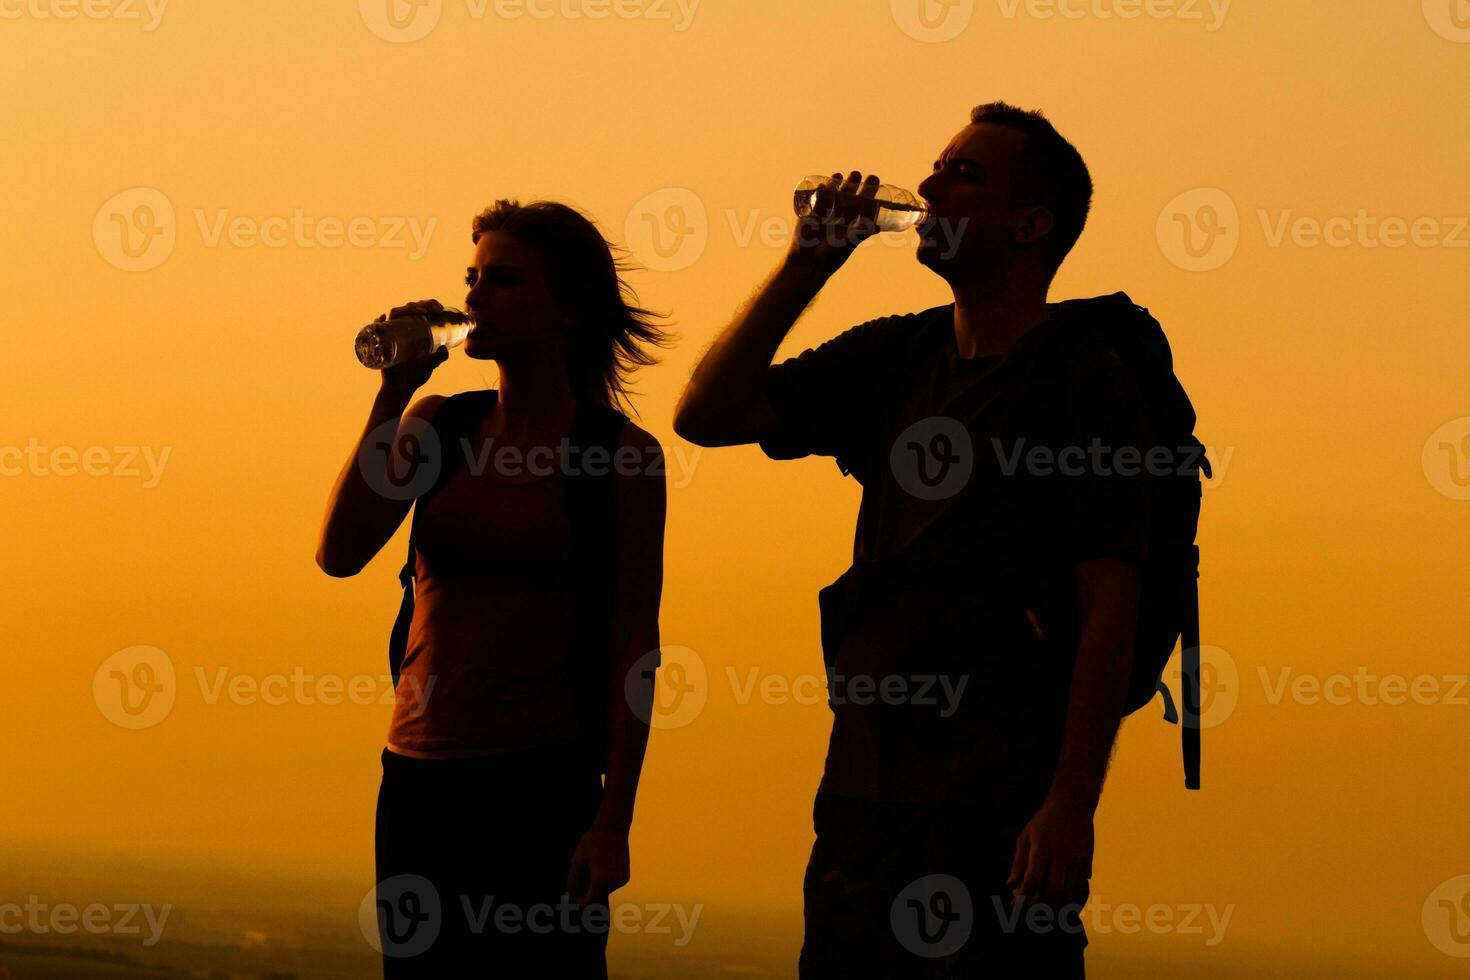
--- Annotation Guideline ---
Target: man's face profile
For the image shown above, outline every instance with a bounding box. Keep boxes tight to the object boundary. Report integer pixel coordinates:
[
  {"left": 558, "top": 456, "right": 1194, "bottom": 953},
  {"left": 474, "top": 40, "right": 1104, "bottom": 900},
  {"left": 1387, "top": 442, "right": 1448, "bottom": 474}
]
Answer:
[{"left": 917, "top": 122, "right": 1052, "bottom": 280}]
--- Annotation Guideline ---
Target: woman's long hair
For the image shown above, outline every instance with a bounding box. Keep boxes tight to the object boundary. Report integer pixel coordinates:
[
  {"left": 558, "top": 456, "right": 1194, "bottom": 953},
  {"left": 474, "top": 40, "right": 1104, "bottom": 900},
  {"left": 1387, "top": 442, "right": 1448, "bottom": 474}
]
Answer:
[{"left": 471, "top": 199, "right": 673, "bottom": 414}]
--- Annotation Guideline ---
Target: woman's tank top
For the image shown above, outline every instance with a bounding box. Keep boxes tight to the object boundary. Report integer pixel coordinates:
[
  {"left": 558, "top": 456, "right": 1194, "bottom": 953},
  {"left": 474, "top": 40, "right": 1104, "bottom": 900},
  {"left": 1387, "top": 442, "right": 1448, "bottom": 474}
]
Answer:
[{"left": 386, "top": 423, "right": 585, "bottom": 759}]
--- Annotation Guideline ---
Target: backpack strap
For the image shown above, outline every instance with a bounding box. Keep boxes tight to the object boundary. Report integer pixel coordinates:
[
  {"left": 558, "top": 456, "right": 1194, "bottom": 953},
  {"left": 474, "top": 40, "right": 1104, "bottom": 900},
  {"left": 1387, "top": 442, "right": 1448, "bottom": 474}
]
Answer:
[{"left": 1181, "top": 544, "right": 1202, "bottom": 790}]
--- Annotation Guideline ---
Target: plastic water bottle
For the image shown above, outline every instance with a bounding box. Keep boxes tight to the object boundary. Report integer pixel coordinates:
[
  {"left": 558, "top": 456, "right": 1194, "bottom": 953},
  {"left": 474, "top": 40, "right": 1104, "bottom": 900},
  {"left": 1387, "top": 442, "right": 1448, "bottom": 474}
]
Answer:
[
  {"left": 792, "top": 175, "right": 927, "bottom": 234},
  {"left": 354, "top": 308, "right": 474, "bottom": 370}
]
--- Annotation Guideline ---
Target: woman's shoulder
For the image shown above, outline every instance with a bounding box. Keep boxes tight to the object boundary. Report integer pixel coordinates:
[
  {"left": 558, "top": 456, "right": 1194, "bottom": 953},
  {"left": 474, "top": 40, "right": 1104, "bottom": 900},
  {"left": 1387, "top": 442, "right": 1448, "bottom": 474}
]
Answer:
[{"left": 616, "top": 416, "right": 662, "bottom": 454}]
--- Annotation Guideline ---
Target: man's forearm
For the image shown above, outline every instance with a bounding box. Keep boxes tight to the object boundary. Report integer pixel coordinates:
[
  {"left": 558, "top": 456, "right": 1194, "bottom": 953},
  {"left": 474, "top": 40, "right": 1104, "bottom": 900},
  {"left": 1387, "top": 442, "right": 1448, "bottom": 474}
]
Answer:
[
  {"left": 1046, "top": 561, "right": 1142, "bottom": 813},
  {"left": 674, "top": 259, "right": 829, "bottom": 443},
  {"left": 1047, "top": 619, "right": 1133, "bottom": 814}
]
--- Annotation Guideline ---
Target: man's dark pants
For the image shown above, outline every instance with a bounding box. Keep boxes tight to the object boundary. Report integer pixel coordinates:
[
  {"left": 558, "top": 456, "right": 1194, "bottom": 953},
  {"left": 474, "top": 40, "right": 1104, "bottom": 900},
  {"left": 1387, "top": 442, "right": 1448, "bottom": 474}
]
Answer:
[{"left": 799, "top": 792, "right": 1088, "bottom": 979}]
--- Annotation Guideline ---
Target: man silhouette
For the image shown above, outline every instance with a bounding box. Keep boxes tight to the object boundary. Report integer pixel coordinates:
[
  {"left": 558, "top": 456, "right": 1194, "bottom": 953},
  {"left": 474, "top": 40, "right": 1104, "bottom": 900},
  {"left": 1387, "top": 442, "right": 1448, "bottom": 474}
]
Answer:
[{"left": 674, "top": 103, "right": 1154, "bottom": 978}]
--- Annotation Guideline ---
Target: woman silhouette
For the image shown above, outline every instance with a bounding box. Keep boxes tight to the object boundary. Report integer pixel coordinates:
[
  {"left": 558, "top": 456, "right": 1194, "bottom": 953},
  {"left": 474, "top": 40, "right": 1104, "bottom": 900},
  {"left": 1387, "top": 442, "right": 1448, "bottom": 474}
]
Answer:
[{"left": 317, "top": 199, "right": 671, "bottom": 977}]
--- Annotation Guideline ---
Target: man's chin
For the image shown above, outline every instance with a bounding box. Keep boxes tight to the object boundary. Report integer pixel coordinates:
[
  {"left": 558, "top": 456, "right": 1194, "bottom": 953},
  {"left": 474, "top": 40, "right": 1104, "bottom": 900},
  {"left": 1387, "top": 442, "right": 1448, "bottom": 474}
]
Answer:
[{"left": 916, "top": 241, "right": 957, "bottom": 277}]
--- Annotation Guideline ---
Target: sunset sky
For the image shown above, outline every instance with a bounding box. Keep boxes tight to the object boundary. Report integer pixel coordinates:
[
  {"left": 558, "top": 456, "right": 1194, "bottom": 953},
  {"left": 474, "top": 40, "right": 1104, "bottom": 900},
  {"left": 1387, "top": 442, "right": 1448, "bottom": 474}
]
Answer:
[{"left": 3, "top": 0, "right": 1469, "bottom": 975}]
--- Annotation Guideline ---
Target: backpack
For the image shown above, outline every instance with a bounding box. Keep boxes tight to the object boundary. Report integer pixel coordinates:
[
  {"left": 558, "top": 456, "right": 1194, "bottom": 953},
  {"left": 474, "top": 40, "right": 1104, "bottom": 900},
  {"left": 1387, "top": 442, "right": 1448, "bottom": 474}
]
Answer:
[
  {"left": 386, "top": 389, "right": 628, "bottom": 771},
  {"left": 1018, "top": 292, "right": 1210, "bottom": 790}
]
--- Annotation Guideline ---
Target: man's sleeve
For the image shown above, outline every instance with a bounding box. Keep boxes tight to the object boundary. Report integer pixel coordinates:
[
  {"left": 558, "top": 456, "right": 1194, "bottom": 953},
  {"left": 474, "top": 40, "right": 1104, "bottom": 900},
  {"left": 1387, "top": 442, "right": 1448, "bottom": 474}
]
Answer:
[
  {"left": 757, "top": 314, "right": 906, "bottom": 478},
  {"left": 1060, "top": 350, "right": 1154, "bottom": 566}
]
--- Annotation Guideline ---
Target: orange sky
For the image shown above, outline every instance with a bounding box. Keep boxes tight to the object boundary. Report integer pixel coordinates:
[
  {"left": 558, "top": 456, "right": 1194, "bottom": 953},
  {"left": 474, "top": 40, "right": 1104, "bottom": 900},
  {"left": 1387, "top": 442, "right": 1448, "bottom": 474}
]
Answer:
[{"left": 3, "top": 0, "right": 1469, "bottom": 974}]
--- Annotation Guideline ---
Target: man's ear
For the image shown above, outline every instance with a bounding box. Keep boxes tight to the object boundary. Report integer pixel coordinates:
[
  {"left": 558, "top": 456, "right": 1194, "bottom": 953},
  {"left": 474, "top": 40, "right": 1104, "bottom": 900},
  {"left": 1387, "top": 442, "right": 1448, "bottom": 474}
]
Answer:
[{"left": 1013, "top": 206, "right": 1055, "bottom": 247}]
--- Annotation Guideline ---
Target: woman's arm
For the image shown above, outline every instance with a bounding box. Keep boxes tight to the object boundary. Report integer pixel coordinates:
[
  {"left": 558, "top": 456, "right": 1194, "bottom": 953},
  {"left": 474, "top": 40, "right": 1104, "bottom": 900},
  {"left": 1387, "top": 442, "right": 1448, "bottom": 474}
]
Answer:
[
  {"left": 315, "top": 389, "right": 444, "bottom": 576},
  {"left": 565, "top": 419, "right": 667, "bottom": 906},
  {"left": 315, "top": 301, "right": 450, "bottom": 577}
]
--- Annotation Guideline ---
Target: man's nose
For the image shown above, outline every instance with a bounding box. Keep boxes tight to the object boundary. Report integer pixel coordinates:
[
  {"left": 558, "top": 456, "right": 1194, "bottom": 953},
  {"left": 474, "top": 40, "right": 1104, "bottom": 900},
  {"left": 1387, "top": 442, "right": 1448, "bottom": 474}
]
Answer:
[{"left": 917, "top": 175, "right": 941, "bottom": 207}]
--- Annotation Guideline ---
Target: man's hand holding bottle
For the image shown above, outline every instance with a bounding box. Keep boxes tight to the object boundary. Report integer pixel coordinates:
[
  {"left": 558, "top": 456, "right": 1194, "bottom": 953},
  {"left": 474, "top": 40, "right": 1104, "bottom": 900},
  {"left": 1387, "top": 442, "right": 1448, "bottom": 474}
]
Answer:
[{"left": 785, "top": 171, "right": 886, "bottom": 279}]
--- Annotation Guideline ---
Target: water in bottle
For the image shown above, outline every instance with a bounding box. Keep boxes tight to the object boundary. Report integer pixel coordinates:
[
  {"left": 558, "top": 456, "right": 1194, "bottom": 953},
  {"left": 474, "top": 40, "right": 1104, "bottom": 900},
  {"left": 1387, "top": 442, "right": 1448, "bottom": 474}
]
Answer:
[
  {"left": 355, "top": 308, "right": 475, "bottom": 370},
  {"left": 792, "top": 175, "right": 927, "bottom": 234}
]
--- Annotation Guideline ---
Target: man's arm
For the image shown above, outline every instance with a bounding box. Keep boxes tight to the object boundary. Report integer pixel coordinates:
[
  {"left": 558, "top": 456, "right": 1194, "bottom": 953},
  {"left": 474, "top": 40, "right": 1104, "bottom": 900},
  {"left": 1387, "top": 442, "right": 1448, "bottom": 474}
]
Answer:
[
  {"left": 672, "top": 262, "right": 827, "bottom": 447},
  {"left": 1050, "top": 558, "right": 1142, "bottom": 810},
  {"left": 1009, "top": 557, "right": 1141, "bottom": 906},
  {"left": 1009, "top": 340, "right": 1155, "bottom": 906},
  {"left": 673, "top": 171, "right": 883, "bottom": 448}
]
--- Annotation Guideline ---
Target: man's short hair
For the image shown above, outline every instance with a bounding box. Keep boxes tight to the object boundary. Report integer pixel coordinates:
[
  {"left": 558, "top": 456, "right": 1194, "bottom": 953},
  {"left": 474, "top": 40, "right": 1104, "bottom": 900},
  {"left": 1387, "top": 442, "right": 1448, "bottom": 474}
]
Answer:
[{"left": 969, "top": 102, "right": 1093, "bottom": 278}]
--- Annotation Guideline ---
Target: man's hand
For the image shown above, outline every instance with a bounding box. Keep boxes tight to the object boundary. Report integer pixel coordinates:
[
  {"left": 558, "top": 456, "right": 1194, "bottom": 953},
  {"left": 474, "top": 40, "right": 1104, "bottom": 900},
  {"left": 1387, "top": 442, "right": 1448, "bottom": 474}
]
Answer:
[
  {"left": 786, "top": 171, "right": 884, "bottom": 278},
  {"left": 564, "top": 817, "right": 631, "bottom": 907},
  {"left": 1007, "top": 798, "right": 1094, "bottom": 907}
]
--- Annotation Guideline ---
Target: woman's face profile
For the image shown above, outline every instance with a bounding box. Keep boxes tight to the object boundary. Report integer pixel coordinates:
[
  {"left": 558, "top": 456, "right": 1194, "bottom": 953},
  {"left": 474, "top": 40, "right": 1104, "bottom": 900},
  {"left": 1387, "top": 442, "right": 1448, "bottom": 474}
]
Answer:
[{"left": 462, "top": 229, "right": 573, "bottom": 360}]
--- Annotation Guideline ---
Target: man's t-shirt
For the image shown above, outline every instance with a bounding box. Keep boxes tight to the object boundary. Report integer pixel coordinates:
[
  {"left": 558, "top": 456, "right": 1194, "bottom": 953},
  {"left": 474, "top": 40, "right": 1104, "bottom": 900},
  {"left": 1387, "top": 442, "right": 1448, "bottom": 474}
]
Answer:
[{"left": 759, "top": 303, "right": 1153, "bottom": 805}]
